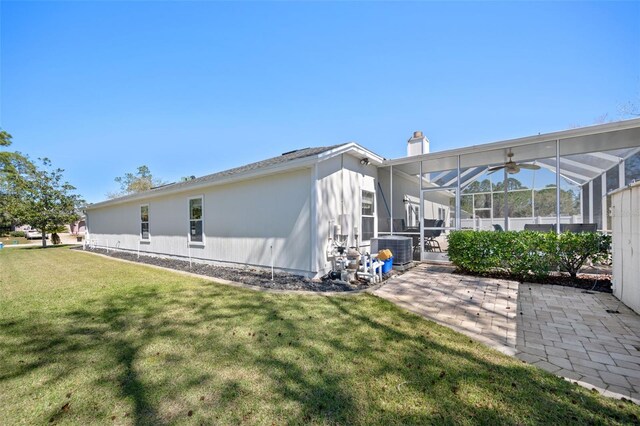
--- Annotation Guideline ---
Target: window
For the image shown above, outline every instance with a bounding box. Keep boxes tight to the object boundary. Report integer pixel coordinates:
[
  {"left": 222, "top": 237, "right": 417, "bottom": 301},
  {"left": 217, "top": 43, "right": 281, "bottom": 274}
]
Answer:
[
  {"left": 406, "top": 203, "right": 420, "bottom": 228},
  {"left": 140, "top": 205, "right": 149, "bottom": 239},
  {"left": 361, "top": 190, "right": 375, "bottom": 241},
  {"left": 189, "top": 197, "right": 203, "bottom": 243}
]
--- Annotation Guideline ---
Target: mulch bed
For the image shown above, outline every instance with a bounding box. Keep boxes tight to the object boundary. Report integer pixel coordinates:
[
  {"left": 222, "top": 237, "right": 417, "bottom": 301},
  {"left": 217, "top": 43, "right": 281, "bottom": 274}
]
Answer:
[
  {"left": 448, "top": 266, "right": 612, "bottom": 293},
  {"left": 77, "top": 247, "right": 372, "bottom": 292}
]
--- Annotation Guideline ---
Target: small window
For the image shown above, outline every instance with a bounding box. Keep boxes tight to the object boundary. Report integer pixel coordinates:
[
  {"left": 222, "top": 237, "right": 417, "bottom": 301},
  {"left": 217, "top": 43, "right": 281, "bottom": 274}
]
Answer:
[
  {"left": 361, "top": 190, "right": 375, "bottom": 241},
  {"left": 406, "top": 203, "right": 420, "bottom": 228},
  {"left": 189, "top": 197, "right": 203, "bottom": 243},
  {"left": 140, "top": 205, "right": 149, "bottom": 239}
]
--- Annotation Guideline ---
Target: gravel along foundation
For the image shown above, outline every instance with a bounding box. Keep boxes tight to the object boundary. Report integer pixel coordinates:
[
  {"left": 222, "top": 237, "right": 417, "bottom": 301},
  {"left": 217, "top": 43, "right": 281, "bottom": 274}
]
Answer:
[{"left": 77, "top": 247, "right": 374, "bottom": 292}]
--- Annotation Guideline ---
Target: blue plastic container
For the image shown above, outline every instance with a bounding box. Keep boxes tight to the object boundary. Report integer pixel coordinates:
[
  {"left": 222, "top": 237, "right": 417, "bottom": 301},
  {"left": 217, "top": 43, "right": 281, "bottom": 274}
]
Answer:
[{"left": 382, "top": 257, "right": 393, "bottom": 273}]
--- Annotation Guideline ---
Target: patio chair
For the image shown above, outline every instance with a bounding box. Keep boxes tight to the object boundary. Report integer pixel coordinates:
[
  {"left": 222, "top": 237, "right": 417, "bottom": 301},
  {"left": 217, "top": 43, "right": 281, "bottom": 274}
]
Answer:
[
  {"left": 561, "top": 223, "right": 597, "bottom": 233},
  {"left": 524, "top": 224, "right": 555, "bottom": 232},
  {"left": 424, "top": 219, "right": 444, "bottom": 252}
]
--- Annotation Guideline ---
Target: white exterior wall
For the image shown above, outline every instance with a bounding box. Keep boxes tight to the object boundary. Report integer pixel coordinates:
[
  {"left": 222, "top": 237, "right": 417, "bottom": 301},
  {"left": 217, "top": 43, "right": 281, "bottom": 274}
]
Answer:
[
  {"left": 314, "top": 154, "right": 378, "bottom": 275},
  {"left": 87, "top": 168, "right": 314, "bottom": 276},
  {"left": 611, "top": 182, "right": 640, "bottom": 314}
]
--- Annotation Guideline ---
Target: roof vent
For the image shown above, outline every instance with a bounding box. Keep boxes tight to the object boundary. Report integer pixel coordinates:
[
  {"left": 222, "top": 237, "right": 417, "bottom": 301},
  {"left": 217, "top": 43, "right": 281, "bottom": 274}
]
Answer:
[{"left": 281, "top": 147, "right": 310, "bottom": 156}]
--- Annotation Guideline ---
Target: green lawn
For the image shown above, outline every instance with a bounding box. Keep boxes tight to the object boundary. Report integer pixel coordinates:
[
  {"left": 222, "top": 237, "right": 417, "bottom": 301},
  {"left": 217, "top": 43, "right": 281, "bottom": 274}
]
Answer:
[
  {"left": 0, "top": 235, "right": 29, "bottom": 245},
  {"left": 1, "top": 247, "right": 638, "bottom": 425}
]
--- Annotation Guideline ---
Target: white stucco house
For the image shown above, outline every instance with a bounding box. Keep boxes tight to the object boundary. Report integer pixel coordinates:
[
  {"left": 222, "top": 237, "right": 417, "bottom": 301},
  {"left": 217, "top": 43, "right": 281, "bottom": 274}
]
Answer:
[{"left": 85, "top": 135, "right": 444, "bottom": 278}]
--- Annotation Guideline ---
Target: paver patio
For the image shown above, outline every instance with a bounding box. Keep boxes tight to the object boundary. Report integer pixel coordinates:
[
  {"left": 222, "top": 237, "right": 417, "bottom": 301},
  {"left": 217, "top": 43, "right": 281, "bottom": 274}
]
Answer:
[{"left": 374, "top": 264, "right": 640, "bottom": 402}]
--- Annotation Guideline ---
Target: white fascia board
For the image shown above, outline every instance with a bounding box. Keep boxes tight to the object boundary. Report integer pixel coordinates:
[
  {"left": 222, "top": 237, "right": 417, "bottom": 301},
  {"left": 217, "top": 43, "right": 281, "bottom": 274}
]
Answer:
[
  {"left": 318, "top": 142, "right": 385, "bottom": 164},
  {"left": 384, "top": 118, "right": 640, "bottom": 167}
]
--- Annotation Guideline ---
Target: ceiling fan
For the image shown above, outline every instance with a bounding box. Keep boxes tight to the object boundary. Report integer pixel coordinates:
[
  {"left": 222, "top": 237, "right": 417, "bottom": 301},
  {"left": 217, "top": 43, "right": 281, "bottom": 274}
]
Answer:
[{"left": 487, "top": 151, "right": 541, "bottom": 174}]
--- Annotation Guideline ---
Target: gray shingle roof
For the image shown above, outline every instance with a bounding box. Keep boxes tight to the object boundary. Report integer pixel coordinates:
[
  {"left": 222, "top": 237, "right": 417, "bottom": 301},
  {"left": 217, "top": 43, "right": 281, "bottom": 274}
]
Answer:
[{"left": 89, "top": 144, "right": 347, "bottom": 208}]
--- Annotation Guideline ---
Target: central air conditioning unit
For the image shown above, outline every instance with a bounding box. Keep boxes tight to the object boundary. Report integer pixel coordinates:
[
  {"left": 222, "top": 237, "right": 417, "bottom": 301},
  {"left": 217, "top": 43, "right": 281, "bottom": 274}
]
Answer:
[{"left": 371, "top": 236, "right": 413, "bottom": 265}]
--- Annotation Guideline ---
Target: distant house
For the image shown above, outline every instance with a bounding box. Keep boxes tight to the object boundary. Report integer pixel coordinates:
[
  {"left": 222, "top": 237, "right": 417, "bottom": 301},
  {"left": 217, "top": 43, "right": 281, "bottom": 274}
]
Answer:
[
  {"left": 69, "top": 218, "right": 86, "bottom": 235},
  {"left": 85, "top": 136, "right": 448, "bottom": 278}
]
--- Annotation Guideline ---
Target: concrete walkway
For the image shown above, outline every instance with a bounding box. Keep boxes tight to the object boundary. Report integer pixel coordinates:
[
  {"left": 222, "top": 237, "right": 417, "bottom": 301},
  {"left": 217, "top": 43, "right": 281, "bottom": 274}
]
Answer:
[{"left": 374, "top": 264, "right": 640, "bottom": 402}]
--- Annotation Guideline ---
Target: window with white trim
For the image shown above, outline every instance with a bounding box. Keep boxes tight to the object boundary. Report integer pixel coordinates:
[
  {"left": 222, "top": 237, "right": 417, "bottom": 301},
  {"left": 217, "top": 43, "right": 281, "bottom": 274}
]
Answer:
[
  {"left": 406, "top": 202, "right": 420, "bottom": 228},
  {"left": 140, "top": 205, "right": 149, "bottom": 239},
  {"left": 361, "top": 190, "right": 375, "bottom": 241},
  {"left": 189, "top": 197, "right": 203, "bottom": 243}
]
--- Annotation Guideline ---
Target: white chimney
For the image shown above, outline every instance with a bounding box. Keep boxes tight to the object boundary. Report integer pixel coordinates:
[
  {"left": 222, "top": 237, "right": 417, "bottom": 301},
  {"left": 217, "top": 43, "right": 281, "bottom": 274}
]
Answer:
[{"left": 407, "top": 130, "right": 429, "bottom": 156}]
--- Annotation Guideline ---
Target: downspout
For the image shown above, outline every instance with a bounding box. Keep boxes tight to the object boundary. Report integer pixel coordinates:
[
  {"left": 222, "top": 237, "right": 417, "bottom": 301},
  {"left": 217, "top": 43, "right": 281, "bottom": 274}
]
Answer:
[{"left": 378, "top": 181, "right": 391, "bottom": 218}]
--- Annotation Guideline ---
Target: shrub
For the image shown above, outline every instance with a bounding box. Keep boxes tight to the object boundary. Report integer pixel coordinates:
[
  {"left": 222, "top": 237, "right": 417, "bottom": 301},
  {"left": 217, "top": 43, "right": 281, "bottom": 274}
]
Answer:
[
  {"left": 447, "top": 230, "right": 610, "bottom": 281},
  {"left": 552, "top": 232, "right": 611, "bottom": 279},
  {"left": 448, "top": 230, "right": 553, "bottom": 279},
  {"left": 51, "top": 233, "right": 61, "bottom": 245},
  {"left": 503, "top": 231, "right": 555, "bottom": 280},
  {"left": 9, "top": 231, "right": 26, "bottom": 238},
  {"left": 447, "top": 230, "right": 502, "bottom": 274}
]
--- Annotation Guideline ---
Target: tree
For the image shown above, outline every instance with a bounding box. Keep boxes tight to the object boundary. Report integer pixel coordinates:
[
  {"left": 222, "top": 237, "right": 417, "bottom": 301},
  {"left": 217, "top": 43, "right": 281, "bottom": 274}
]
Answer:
[
  {"left": 461, "top": 176, "right": 580, "bottom": 220},
  {"left": 0, "top": 130, "right": 37, "bottom": 230},
  {"left": 107, "top": 165, "right": 166, "bottom": 198},
  {"left": 0, "top": 129, "right": 12, "bottom": 146},
  {"left": 461, "top": 179, "right": 493, "bottom": 216},
  {"left": 15, "top": 158, "right": 84, "bottom": 247},
  {"left": 533, "top": 185, "right": 580, "bottom": 217}
]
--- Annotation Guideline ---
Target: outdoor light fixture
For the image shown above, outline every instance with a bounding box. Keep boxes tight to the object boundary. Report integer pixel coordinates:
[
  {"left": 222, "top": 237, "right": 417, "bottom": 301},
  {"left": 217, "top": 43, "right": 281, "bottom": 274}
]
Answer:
[{"left": 360, "top": 158, "right": 370, "bottom": 166}]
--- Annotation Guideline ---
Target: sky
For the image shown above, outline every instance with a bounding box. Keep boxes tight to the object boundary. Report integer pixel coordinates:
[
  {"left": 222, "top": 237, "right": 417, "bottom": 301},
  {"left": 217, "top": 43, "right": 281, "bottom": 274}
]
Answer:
[{"left": 1, "top": 1, "right": 639, "bottom": 203}]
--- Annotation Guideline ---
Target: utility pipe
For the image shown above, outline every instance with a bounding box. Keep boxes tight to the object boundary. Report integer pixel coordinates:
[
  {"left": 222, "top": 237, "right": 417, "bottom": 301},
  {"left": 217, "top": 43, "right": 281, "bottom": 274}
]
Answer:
[{"left": 187, "top": 234, "right": 192, "bottom": 268}]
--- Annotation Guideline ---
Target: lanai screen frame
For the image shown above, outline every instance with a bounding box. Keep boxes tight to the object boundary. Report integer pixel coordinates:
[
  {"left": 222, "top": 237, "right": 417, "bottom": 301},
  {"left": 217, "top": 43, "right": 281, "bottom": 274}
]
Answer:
[{"left": 381, "top": 118, "right": 640, "bottom": 256}]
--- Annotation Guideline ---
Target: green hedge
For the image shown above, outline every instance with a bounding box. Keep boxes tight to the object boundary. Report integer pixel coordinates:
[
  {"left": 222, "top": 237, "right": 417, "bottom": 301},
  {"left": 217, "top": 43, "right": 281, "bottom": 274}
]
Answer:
[{"left": 448, "top": 230, "right": 611, "bottom": 281}]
